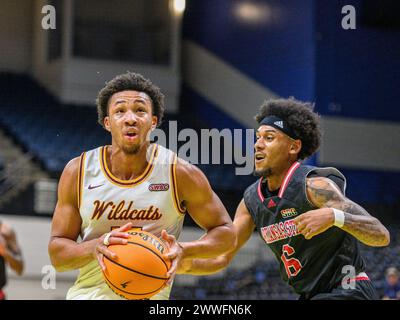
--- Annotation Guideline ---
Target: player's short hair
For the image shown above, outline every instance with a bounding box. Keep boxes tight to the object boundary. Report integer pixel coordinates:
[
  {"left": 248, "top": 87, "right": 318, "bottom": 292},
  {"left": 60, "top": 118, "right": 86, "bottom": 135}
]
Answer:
[
  {"left": 96, "top": 72, "right": 165, "bottom": 128},
  {"left": 254, "top": 97, "right": 321, "bottom": 160}
]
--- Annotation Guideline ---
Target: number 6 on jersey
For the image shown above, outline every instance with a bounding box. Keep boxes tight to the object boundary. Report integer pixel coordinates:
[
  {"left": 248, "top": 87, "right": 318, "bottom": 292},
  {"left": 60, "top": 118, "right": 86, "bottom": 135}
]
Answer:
[{"left": 281, "top": 244, "right": 303, "bottom": 278}]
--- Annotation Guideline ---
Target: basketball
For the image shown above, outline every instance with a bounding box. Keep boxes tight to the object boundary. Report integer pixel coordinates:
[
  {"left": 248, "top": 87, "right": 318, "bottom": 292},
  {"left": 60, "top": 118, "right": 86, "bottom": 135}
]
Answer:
[{"left": 102, "top": 229, "right": 171, "bottom": 300}]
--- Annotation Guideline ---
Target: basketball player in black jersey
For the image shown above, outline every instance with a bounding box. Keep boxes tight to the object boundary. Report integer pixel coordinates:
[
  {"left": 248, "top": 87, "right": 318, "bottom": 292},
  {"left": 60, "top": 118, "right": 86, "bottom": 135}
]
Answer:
[
  {"left": 0, "top": 220, "right": 24, "bottom": 300},
  {"left": 179, "top": 98, "right": 390, "bottom": 300}
]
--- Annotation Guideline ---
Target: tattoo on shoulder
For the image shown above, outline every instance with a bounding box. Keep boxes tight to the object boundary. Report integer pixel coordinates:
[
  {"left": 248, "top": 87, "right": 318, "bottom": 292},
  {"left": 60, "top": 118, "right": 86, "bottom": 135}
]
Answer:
[{"left": 306, "top": 177, "right": 343, "bottom": 207}]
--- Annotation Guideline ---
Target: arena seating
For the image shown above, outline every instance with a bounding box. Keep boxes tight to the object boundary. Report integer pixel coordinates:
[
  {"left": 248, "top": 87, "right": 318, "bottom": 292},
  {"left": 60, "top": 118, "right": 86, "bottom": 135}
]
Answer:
[
  {"left": 0, "top": 73, "right": 255, "bottom": 191},
  {"left": 170, "top": 226, "right": 400, "bottom": 300},
  {"left": 0, "top": 74, "right": 99, "bottom": 173}
]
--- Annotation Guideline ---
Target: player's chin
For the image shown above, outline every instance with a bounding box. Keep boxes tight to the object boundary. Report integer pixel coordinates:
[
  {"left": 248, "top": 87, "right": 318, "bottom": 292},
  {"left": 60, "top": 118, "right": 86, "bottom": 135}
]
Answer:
[
  {"left": 253, "top": 169, "right": 264, "bottom": 177},
  {"left": 253, "top": 164, "right": 270, "bottom": 177},
  {"left": 121, "top": 143, "right": 141, "bottom": 155}
]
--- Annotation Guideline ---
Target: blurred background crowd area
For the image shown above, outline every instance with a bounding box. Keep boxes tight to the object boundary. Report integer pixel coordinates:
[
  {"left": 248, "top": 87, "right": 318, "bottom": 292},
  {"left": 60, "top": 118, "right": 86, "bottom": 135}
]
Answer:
[{"left": 0, "top": 0, "right": 399, "bottom": 299}]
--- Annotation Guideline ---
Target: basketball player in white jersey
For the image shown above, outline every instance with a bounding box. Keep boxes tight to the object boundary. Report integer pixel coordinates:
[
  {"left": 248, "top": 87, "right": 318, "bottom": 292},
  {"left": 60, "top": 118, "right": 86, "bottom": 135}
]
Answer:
[{"left": 48, "top": 72, "right": 236, "bottom": 300}]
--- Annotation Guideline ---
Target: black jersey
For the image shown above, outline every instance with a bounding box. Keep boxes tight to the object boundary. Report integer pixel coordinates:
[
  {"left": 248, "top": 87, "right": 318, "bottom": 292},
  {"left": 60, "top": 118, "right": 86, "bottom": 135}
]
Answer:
[{"left": 244, "top": 161, "right": 366, "bottom": 297}]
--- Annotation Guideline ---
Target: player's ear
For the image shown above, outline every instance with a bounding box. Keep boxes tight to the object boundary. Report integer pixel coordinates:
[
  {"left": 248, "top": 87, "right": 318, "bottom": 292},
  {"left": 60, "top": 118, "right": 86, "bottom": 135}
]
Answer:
[
  {"left": 104, "top": 116, "right": 111, "bottom": 132},
  {"left": 289, "top": 139, "right": 302, "bottom": 156},
  {"left": 151, "top": 116, "right": 157, "bottom": 130}
]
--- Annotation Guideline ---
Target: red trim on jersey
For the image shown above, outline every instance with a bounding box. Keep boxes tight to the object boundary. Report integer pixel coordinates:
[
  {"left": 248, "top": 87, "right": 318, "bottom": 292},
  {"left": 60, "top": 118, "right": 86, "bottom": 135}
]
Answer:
[
  {"left": 278, "top": 162, "right": 300, "bottom": 198},
  {"left": 344, "top": 273, "right": 370, "bottom": 285},
  {"left": 257, "top": 178, "right": 264, "bottom": 202},
  {"left": 257, "top": 161, "right": 300, "bottom": 202}
]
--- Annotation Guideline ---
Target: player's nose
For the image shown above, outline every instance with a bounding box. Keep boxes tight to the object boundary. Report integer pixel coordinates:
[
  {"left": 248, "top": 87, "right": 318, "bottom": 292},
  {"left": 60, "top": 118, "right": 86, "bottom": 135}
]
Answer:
[
  {"left": 124, "top": 110, "right": 137, "bottom": 126},
  {"left": 254, "top": 138, "right": 264, "bottom": 151}
]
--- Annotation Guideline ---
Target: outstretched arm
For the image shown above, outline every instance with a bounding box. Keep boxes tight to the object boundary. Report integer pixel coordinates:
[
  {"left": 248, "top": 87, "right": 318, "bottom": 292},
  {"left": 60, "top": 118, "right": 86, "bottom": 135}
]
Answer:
[
  {"left": 293, "top": 176, "right": 390, "bottom": 247},
  {"left": 178, "top": 199, "right": 255, "bottom": 275}
]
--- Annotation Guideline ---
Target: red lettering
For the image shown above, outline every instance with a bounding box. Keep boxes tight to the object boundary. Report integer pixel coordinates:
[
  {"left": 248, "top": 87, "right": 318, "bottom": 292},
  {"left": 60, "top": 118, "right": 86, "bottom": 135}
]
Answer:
[{"left": 281, "top": 244, "right": 303, "bottom": 278}]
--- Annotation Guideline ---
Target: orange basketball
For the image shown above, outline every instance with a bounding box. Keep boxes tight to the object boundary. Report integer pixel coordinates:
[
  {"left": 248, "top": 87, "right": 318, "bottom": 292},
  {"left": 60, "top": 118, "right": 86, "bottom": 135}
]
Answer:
[{"left": 102, "top": 229, "right": 171, "bottom": 300}]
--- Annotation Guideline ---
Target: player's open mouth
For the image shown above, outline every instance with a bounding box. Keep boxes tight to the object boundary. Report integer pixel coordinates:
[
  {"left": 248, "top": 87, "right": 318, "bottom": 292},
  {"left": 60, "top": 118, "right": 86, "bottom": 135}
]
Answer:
[
  {"left": 255, "top": 153, "right": 266, "bottom": 163},
  {"left": 124, "top": 132, "right": 138, "bottom": 140}
]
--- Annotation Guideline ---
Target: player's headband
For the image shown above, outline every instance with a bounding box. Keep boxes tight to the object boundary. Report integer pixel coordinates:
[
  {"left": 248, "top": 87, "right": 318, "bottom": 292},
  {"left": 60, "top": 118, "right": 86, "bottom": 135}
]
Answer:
[{"left": 259, "top": 116, "right": 298, "bottom": 140}]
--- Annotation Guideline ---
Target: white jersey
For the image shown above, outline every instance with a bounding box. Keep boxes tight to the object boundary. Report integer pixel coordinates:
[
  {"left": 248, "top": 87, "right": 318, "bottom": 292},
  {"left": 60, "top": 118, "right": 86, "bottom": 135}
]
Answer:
[{"left": 66, "top": 144, "right": 186, "bottom": 300}]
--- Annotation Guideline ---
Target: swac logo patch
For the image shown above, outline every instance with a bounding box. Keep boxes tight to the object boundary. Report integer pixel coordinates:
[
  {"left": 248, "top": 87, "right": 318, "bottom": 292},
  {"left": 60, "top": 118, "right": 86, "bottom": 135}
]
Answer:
[
  {"left": 149, "top": 183, "right": 169, "bottom": 192},
  {"left": 280, "top": 208, "right": 298, "bottom": 218}
]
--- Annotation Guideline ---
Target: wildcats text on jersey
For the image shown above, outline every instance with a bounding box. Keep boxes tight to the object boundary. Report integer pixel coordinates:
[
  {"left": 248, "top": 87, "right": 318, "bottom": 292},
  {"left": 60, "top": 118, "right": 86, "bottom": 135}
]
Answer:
[
  {"left": 91, "top": 200, "right": 163, "bottom": 221},
  {"left": 261, "top": 218, "right": 300, "bottom": 244}
]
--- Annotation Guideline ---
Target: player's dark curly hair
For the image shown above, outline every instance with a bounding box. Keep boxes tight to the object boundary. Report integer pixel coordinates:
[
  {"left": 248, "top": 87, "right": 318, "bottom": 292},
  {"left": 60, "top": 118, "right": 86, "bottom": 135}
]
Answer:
[
  {"left": 96, "top": 72, "right": 165, "bottom": 128},
  {"left": 254, "top": 97, "right": 321, "bottom": 160}
]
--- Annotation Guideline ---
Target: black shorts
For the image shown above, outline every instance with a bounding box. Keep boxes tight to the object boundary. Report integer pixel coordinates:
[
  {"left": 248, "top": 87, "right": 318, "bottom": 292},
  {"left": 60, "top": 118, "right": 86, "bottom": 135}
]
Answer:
[{"left": 302, "top": 280, "right": 379, "bottom": 300}]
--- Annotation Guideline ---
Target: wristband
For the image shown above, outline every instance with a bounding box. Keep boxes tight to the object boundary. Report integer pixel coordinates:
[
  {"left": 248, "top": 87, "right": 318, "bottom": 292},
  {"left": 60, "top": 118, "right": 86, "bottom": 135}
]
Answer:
[{"left": 332, "top": 208, "right": 345, "bottom": 228}]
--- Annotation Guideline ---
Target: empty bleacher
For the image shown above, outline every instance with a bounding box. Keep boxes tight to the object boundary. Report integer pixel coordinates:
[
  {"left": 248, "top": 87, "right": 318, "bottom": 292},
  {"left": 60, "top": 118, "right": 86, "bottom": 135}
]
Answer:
[{"left": 0, "top": 73, "right": 109, "bottom": 174}]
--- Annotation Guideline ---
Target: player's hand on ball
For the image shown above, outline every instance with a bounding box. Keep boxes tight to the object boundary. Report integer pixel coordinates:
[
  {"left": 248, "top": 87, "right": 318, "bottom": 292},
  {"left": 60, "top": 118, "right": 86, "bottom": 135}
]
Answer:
[
  {"left": 293, "top": 208, "right": 335, "bottom": 240},
  {"left": 94, "top": 222, "right": 133, "bottom": 271},
  {"left": 161, "top": 229, "right": 184, "bottom": 284}
]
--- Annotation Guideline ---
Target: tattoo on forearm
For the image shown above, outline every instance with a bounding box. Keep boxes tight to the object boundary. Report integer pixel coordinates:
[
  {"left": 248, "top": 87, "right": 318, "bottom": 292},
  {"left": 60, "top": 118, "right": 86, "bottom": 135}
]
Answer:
[
  {"left": 340, "top": 200, "right": 388, "bottom": 246},
  {"left": 307, "top": 178, "right": 389, "bottom": 246}
]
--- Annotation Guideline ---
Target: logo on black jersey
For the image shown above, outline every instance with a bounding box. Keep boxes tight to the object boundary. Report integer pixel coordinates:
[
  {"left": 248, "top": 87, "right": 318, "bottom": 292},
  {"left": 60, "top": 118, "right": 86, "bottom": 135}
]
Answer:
[
  {"left": 281, "top": 208, "right": 298, "bottom": 218},
  {"left": 267, "top": 199, "right": 276, "bottom": 208},
  {"left": 149, "top": 183, "right": 169, "bottom": 192}
]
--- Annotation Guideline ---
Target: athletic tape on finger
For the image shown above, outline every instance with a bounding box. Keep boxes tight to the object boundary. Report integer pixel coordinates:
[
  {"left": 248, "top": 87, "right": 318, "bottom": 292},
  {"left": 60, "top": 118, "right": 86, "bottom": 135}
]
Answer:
[{"left": 103, "top": 232, "right": 112, "bottom": 246}]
